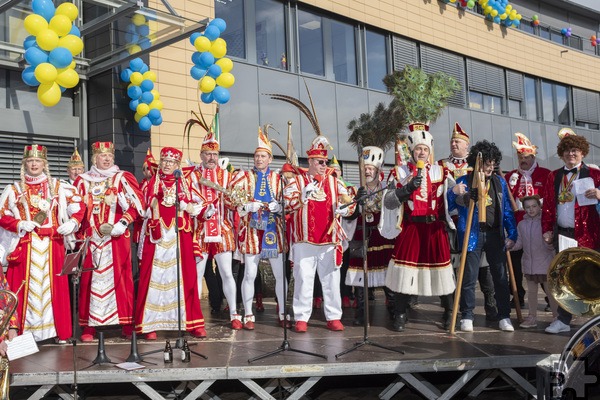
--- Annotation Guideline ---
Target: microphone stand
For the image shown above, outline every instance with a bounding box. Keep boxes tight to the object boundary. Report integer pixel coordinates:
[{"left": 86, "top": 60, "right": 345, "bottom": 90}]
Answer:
[
  {"left": 248, "top": 169, "right": 326, "bottom": 363},
  {"left": 335, "top": 140, "right": 404, "bottom": 358},
  {"left": 140, "top": 169, "right": 207, "bottom": 359}
]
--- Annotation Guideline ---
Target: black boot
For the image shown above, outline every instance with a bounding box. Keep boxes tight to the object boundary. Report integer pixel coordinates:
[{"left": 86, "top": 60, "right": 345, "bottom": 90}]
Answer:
[
  {"left": 392, "top": 293, "right": 408, "bottom": 331},
  {"left": 440, "top": 293, "right": 454, "bottom": 330},
  {"left": 392, "top": 313, "right": 407, "bottom": 332}
]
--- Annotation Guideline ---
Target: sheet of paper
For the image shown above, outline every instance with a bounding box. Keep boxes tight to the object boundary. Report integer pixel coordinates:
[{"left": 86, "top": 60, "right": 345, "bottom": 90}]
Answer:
[
  {"left": 7, "top": 331, "right": 39, "bottom": 361},
  {"left": 116, "top": 362, "right": 145, "bottom": 371},
  {"left": 572, "top": 177, "right": 597, "bottom": 206},
  {"left": 558, "top": 234, "right": 578, "bottom": 252}
]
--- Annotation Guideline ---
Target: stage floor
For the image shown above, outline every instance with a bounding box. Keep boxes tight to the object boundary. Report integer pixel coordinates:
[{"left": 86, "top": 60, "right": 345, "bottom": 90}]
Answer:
[{"left": 9, "top": 290, "right": 575, "bottom": 399}]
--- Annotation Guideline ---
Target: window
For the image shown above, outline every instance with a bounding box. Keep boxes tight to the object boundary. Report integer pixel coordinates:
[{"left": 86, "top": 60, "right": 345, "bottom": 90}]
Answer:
[
  {"left": 468, "top": 91, "right": 502, "bottom": 113},
  {"left": 255, "top": 0, "right": 287, "bottom": 70},
  {"left": 549, "top": 28, "right": 564, "bottom": 45},
  {"left": 519, "top": 20, "right": 535, "bottom": 35},
  {"left": 539, "top": 26, "right": 550, "bottom": 40},
  {"left": 215, "top": 0, "right": 245, "bottom": 59},
  {"left": 365, "top": 30, "right": 387, "bottom": 91},
  {"left": 573, "top": 88, "right": 600, "bottom": 128},
  {"left": 2, "top": 70, "right": 73, "bottom": 114},
  {"left": 330, "top": 21, "right": 357, "bottom": 85},
  {"left": 524, "top": 76, "right": 537, "bottom": 121},
  {"left": 298, "top": 9, "right": 324, "bottom": 76},
  {"left": 542, "top": 80, "right": 570, "bottom": 124},
  {"left": 508, "top": 99, "right": 522, "bottom": 117}
]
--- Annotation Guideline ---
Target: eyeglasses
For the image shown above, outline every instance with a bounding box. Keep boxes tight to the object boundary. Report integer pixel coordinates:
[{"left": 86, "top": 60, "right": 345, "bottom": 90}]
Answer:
[
  {"left": 161, "top": 159, "right": 177, "bottom": 165},
  {"left": 565, "top": 148, "right": 582, "bottom": 155},
  {"left": 315, "top": 159, "right": 327, "bottom": 166}
]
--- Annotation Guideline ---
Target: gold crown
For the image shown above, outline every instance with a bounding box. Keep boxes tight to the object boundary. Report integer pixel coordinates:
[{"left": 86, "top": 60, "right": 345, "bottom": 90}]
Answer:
[
  {"left": 92, "top": 141, "right": 115, "bottom": 155},
  {"left": 23, "top": 144, "right": 47, "bottom": 160}
]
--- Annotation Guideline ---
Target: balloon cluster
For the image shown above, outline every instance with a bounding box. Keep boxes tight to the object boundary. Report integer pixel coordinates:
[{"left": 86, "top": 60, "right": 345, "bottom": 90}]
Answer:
[
  {"left": 532, "top": 15, "right": 540, "bottom": 27},
  {"left": 561, "top": 27, "right": 572, "bottom": 38},
  {"left": 189, "top": 18, "right": 235, "bottom": 105},
  {"left": 22, "top": 0, "right": 83, "bottom": 107},
  {"left": 120, "top": 58, "right": 163, "bottom": 132},
  {"left": 445, "top": 0, "right": 476, "bottom": 9},
  {"left": 125, "top": 14, "right": 154, "bottom": 55},
  {"left": 591, "top": 35, "right": 600, "bottom": 47},
  {"left": 477, "top": 0, "right": 522, "bottom": 28}
]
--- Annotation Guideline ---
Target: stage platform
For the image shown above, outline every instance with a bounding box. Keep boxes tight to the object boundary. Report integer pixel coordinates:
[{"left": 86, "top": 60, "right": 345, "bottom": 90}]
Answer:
[{"left": 9, "top": 291, "right": 574, "bottom": 400}]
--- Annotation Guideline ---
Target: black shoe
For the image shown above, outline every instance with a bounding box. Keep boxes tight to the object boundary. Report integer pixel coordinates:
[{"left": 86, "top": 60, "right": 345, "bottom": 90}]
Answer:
[
  {"left": 486, "top": 313, "right": 500, "bottom": 322},
  {"left": 392, "top": 314, "right": 407, "bottom": 332},
  {"left": 441, "top": 311, "right": 453, "bottom": 330}
]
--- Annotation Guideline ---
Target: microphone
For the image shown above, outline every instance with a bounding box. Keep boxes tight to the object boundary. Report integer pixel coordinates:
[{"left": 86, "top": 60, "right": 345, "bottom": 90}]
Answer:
[
  {"left": 416, "top": 160, "right": 425, "bottom": 176},
  {"left": 173, "top": 169, "right": 182, "bottom": 179}
]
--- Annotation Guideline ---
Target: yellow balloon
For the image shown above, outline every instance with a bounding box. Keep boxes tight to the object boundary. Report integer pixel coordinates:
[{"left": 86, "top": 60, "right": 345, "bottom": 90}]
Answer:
[
  {"left": 37, "top": 82, "right": 61, "bottom": 107},
  {"left": 215, "top": 72, "right": 235, "bottom": 89},
  {"left": 210, "top": 43, "right": 227, "bottom": 59},
  {"left": 491, "top": 9, "right": 498, "bottom": 17},
  {"left": 215, "top": 57, "right": 233, "bottom": 73},
  {"left": 213, "top": 38, "right": 226, "bottom": 48},
  {"left": 56, "top": 3, "right": 79, "bottom": 22},
  {"left": 149, "top": 99, "right": 163, "bottom": 111},
  {"left": 132, "top": 14, "right": 146, "bottom": 26},
  {"left": 130, "top": 72, "right": 143, "bottom": 86},
  {"left": 128, "top": 45, "right": 141, "bottom": 55},
  {"left": 194, "top": 36, "right": 211, "bottom": 52},
  {"left": 36, "top": 29, "right": 59, "bottom": 51},
  {"left": 199, "top": 76, "right": 216, "bottom": 93},
  {"left": 49, "top": 15, "right": 72, "bottom": 37},
  {"left": 505, "top": 4, "right": 512, "bottom": 11},
  {"left": 68, "top": 60, "right": 76, "bottom": 69},
  {"left": 56, "top": 68, "right": 79, "bottom": 88},
  {"left": 150, "top": 89, "right": 160, "bottom": 100},
  {"left": 34, "top": 62, "right": 58, "bottom": 84},
  {"left": 58, "top": 35, "right": 84, "bottom": 56},
  {"left": 142, "top": 71, "right": 157, "bottom": 82},
  {"left": 134, "top": 112, "right": 142, "bottom": 123},
  {"left": 136, "top": 103, "right": 150, "bottom": 116},
  {"left": 516, "top": 14, "right": 522, "bottom": 21},
  {"left": 24, "top": 14, "right": 48, "bottom": 36},
  {"left": 500, "top": 13, "right": 507, "bottom": 20}
]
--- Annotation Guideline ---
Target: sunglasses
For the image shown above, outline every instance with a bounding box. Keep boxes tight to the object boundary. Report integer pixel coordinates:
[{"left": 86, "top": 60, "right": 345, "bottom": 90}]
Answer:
[{"left": 314, "top": 159, "right": 327, "bottom": 166}]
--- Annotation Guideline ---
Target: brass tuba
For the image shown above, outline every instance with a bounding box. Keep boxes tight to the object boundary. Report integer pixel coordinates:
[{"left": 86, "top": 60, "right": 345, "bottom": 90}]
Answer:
[
  {"left": 548, "top": 247, "right": 600, "bottom": 399},
  {"left": 0, "top": 285, "right": 19, "bottom": 400}
]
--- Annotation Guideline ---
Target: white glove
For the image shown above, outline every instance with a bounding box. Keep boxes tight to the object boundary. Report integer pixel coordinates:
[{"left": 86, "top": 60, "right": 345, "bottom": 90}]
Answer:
[
  {"left": 335, "top": 206, "right": 350, "bottom": 217},
  {"left": 243, "top": 202, "right": 262, "bottom": 213},
  {"left": 19, "top": 220, "right": 37, "bottom": 233},
  {"left": 189, "top": 203, "right": 203, "bottom": 217},
  {"left": 268, "top": 201, "right": 282, "bottom": 213},
  {"left": 110, "top": 221, "right": 128, "bottom": 237},
  {"left": 67, "top": 202, "right": 81, "bottom": 216},
  {"left": 117, "top": 192, "right": 129, "bottom": 212},
  {"left": 301, "top": 182, "right": 318, "bottom": 203},
  {"left": 204, "top": 204, "right": 216, "bottom": 219},
  {"left": 57, "top": 219, "right": 78, "bottom": 235},
  {"left": 179, "top": 200, "right": 188, "bottom": 212}
]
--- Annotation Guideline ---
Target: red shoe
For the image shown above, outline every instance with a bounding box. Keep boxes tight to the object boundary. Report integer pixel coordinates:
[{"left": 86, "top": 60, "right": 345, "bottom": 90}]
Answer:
[
  {"left": 121, "top": 324, "right": 133, "bottom": 339},
  {"left": 80, "top": 326, "right": 96, "bottom": 342},
  {"left": 145, "top": 332, "right": 157, "bottom": 340},
  {"left": 191, "top": 328, "right": 207, "bottom": 338},
  {"left": 278, "top": 319, "right": 292, "bottom": 329},
  {"left": 231, "top": 315, "right": 243, "bottom": 330},
  {"left": 255, "top": 294, "right": 265, "bottom": 313},
  {"left": 295, "top": 321, "right": 308, "bottom": 333},
  {"left": 327, "top": 320, "right": 344, "bottom": 331},
  {"left": 313, "top": 297, "right": 323, "bottom": 309},
  {"left": 243, "top": 315, "right": 255, "bottom": 330},
  {"left": 342, "top": 296, "right": 351, "bottom": 308}
]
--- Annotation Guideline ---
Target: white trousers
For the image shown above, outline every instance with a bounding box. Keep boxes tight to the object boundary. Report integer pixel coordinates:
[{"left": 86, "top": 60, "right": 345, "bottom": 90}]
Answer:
[
  {"left": 196, "top": 251, "right": 238, "bottom": 318},
  {"left": 291, "top": 243, "right": 342, "bottom": 322},
  {"left": 242, "top": 253, "right": 286, "bottom": 320}
]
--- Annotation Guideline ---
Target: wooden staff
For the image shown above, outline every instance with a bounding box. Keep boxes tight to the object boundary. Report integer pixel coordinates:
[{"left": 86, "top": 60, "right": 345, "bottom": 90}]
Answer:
[
  {"left": 477, "top": 158, "right": 487, "bottom": 225},
  {"left": 450, "top": 153, "right": 481, "bottom": 334},
  {"left": 498, "top": 172, "right": 523, "bottom": 322}
]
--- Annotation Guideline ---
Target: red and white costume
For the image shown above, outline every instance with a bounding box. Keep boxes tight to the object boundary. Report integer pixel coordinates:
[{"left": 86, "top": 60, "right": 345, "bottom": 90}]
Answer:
[
  {"left": 0, "top": 145, "right": 85, "bottom": 341},
  {"left": 135, "top": 147, "right": 206, "bottom": 336},
  {"left": 284, "top": 137, "right": 355, "bottom": 324},
  {"left": 190, "top": 132, "right": 240, "bottom": 325},
  {"left": 74, "top": 142, "right": 144, "bottom": 335}
]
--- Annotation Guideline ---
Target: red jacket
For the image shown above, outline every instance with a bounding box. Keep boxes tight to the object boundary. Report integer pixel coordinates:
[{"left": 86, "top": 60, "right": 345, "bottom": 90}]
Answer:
[{"left": 505, "top": 165, "right": 551, "bottom": 223}]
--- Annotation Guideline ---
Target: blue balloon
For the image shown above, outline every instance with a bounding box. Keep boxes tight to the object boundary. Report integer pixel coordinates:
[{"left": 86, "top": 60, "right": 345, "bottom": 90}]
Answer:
[
  {"left": 69, "top": 25, "right": 81, "bottom": 38},
  {"left": 190, "top": 32, "right": 202, "bottom": 46},
  {"left": 207, "top": 64, "right": 222, "bottom": 79},
  {"left": 129, "top": 99, "right": 140, "bottom": 112},
  {"left": 191, "top": 51, "right": 203, "bottom": 66},
  {"left": 24, "top": 47, "right": 49, "bottom": 67},
  {"left": 139, "top": 63, "right": 149, "bottom": 74},
  {"left": 209, "top": 18, "right": 227, "bottom": 33},
  {"left": 21, "top": 66, "right": 40, "bottom": 87},
  {"left": 59, "top": 85, "right": 66, "bottom": 92},
  {"left": 512, "top": 19, "right": 520, "bottom": 28},
  {"left": 32, "top": 0, "right": 56, "bottom": 22},
  {"left": 49, "top": 47, "right": 73, "bottom": 69},
  {"left": 23, "top": 35, "right": 37, "bottom": 50},
  {"left": 140, "top": 79, "right": 154, "bottom": 92},
  {"left": 139, "top": 38, "right": 151, "bottom": 50},
  {"left": 151, "top": 116, "right": 163, "bottom": 126},
  {"left": 137, "top": 24, "right": 150, "bottom": 36},
  {"left": 127, "top": 85, "right": 142, "bottom": 100},
  {"left": 212, "top": 86, "right": 230, "bottom": 104},
  {"left": 120, "top": 68, "right": 133, "bottom": 83},
  {"left": 199, "top": 52, "right": 215, "bottom": 69},
  {"left": 493, "top": 16, "right": 501, "bottom": 24},
  {"left": 190, "top": 66, "right": 206, "bottom": 80},
  {"left": 561, "top": 28, "right": 567, "bottom": 35},
  {"left": 129, "top": 58, "right": 145, "bottom": 72},
  {"left": 125, "top": 32, "right": 139, "bottom": 44},
  {"left": 203, "top": 25, "right": 220, "bottom": 41},
  {"left": 200, "top": 91, "right": 214, "bottom": 104},
  {"left": 141, "top": 91, "right": 154, "bottom": 104},
  {"left": 138, "top": 116, "right": 152, "bottom": 131},
  {"left": 148, "top": 108, "right": 161, "bottom": 121}
]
